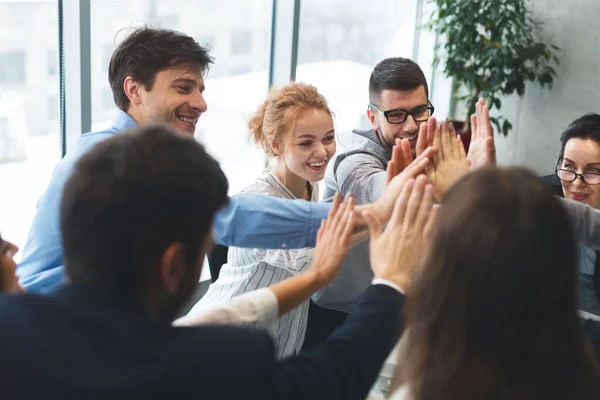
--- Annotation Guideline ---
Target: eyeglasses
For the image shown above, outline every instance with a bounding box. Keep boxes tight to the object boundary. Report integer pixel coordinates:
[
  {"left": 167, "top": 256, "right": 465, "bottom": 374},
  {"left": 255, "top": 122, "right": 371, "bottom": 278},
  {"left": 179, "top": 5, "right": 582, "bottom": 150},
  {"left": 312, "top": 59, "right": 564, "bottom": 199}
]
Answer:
[
  {"left": 369, "top": 101, "right": 434, "bottom": 124},
  {"left": 555, "top": 168, "right": 600, "bottom": 185}
]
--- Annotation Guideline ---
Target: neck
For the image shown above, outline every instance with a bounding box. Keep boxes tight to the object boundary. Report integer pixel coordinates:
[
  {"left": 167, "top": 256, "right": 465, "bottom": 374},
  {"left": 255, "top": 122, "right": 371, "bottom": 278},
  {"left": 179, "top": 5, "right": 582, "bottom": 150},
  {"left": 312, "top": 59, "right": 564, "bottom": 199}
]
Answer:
[
  {"left": 125, "top": 107, "right": 145, "bottom": 126},
  {"left": 272, "top": 160, "right": 310, "bottom": 200}
]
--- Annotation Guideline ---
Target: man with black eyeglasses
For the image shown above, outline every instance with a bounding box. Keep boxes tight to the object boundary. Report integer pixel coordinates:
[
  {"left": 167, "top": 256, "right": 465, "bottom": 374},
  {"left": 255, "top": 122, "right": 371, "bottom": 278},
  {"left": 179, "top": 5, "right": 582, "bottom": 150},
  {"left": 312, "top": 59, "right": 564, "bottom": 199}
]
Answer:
[{"left": 303, "top": 57, "right": 496, "bottom": 349}]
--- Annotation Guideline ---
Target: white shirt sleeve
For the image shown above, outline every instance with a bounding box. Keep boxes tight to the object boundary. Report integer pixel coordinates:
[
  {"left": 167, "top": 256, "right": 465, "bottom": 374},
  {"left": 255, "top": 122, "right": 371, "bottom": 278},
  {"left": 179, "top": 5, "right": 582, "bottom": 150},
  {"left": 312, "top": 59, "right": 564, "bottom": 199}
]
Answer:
[
  {"left": 173, "top": 288, "right": 279, "bottom": 338},
  {"left": 372, "top": 278, "right": 405, "bottom": 294}
]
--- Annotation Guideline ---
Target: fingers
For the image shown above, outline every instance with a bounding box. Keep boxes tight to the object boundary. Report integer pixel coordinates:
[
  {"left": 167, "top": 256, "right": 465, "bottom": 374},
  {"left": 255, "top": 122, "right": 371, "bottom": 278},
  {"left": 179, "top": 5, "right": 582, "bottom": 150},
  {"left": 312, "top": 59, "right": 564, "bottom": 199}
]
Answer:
[
  {"left": 456, "top": 133, "right": 467, "bottom": 161},
  {"left": 432, "top": 121, "right": 442, "bottom": 163},
  {"left": 427, "top": 117, "right": 437, "bottom": 147},
  {"left": 470, "top": 113, "right": 478, "bottom": 138},
  {"left": 339, "top": 210, "right": 355, "bottom": 248},
  {"left": 329, "top": 194, "right": 353, "bottom": 236},
  {"left": 416, "top": 122, "right": 428, "bottom": 156},
  {"left": 486, "top": 136, "right": 496, "bottom": 164},
  {"left": 328, "top": 192, "right": 342, "bottom": 222},
  {"left": 423, "top": 203, "right": 440, "bottom": 243},
  {"left": 413, "top": 183, "right": 434, "bottom": 234},
  {"left": 388, "top": 178, "right": 415, "bottom": 230},
  {"left": 480, "top": 100, "right": 493, "bottom": 138},
  {"left": 316, "top": 219, "right": 326, "bottom": 244},
  {"left": 400, "top": 138, "right": 413, "bottom": 168},
  {"left": 440, "top": 121, "right": 455, "bottom": 159},
  {"left": 400, "top": 149, "right": 432, "bottom": 179},
  {"left": 361, "top": 210, "right": 383, "bottom": 242},
  {"left": 333, "top": 195, "right": 355, "bottom": 238},
  {"left": 386, "top": 160, "right": 396, "bottom": 185},
  {"left": 446, "top": 122, "right": 460, "bottom": 159},
  {"left": 401, "top": 175, "right": 429, "bottom": 229}
]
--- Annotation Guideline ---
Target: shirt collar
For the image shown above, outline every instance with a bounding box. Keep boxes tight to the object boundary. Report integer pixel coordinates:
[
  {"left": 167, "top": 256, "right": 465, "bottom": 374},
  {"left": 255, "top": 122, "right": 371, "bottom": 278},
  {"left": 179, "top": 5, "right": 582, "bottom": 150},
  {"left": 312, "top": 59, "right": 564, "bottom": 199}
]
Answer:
[{"left": 112, "top": 109, "right": 139, "bottom": 133}]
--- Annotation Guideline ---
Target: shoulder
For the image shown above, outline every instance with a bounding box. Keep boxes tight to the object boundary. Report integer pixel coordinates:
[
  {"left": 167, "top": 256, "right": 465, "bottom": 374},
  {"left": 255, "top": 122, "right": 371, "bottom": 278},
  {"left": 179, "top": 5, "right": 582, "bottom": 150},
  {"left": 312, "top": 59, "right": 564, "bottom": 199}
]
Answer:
[
  {"left": 241, "top": 172, "right": 287, "bottom": 197},
  {"left": 166, "top": 325, "right": 276, "bottom": 375}
]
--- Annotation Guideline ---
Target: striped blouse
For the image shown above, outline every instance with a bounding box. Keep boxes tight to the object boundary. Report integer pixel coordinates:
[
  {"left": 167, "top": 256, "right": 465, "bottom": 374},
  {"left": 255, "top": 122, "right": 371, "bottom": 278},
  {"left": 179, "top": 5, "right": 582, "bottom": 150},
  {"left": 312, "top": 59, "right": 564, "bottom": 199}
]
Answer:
[{"left": 190, "top": 169, "right": 319, "bottom": 359}]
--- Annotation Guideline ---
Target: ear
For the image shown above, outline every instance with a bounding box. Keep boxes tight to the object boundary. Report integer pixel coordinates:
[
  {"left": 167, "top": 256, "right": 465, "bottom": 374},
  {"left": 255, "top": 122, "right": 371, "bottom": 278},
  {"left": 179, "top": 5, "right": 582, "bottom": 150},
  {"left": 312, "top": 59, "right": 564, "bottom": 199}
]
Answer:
[
  {"left": 367, "top": 108, "right": 379, "bottom": 131},
  {"left": 123, "top": 76, "right": 143, "bottom": 107},
  {"left": 270, "top": 138, "right": 282, "bottom": 156},
  {"left": 158, "top": 243, "right": 186, "bottom": 294}
]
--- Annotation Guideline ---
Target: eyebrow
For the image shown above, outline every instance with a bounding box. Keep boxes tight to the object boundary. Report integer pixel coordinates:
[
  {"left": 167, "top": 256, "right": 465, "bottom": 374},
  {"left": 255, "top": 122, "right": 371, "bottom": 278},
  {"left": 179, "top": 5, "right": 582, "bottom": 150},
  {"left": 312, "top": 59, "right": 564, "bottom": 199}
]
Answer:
[
  {"left": 297, "top": 129, "right": 335, "bottom": 139},
  {"left": 563, "top": 157, "right": 600, "bottom": 166},
  {"left": 173, "top": 78, "right": 205, "bottom": 92}
]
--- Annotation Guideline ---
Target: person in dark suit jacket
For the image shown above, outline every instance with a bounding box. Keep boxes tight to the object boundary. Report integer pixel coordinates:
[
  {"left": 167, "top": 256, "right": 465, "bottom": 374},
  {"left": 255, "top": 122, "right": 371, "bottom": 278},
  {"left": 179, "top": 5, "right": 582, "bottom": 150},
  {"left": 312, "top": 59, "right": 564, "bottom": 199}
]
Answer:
[{"left": 0, "top": 124, "right": 435, "bottom": 400}]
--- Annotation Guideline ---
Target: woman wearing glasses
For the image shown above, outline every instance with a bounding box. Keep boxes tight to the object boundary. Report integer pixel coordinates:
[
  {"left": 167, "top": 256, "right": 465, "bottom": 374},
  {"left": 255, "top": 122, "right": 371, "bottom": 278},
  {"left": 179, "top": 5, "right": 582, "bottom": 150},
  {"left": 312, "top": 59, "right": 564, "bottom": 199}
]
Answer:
[{"left": 555, "top": 113, "right": 600, "bottom": 315}]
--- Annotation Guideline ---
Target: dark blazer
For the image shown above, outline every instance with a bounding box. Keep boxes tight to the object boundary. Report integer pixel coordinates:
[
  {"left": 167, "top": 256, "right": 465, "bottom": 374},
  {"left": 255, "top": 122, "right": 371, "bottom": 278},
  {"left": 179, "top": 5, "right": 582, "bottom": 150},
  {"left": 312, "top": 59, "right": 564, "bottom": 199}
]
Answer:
[{"left": 0, "top": 283, "right": 403, "bottom": 400}]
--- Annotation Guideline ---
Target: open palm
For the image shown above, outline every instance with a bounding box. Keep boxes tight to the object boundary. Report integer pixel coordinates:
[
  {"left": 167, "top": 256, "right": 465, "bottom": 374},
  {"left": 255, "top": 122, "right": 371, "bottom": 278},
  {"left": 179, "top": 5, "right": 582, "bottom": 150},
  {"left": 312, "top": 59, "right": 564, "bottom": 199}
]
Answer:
[{"left": 467, "top": 98, "right": 496, "bottom": 169}]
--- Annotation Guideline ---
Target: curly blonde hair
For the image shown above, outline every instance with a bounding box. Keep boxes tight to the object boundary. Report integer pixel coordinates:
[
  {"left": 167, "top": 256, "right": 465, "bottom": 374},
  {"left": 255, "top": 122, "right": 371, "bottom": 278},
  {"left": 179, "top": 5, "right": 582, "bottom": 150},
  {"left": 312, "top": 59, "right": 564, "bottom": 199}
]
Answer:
[{"left": 248, "top": 82, "right": 332, "bottom": 157}]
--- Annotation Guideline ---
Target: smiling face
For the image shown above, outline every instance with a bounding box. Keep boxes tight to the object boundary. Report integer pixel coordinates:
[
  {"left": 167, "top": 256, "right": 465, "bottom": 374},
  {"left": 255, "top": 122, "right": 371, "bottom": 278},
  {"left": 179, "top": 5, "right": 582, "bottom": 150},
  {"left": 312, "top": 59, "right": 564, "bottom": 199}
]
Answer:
[
  {"left": 126, "top": 64, "right": 207, "bottom": 136},
  {"left": 368, "top": 86, "right": 429, "bottom": 155},
  {"left": 560, "top": 138, "right": 600, "bottom": 209},
  {"left": 276, "top": 108, "right": 336, "bottom": 184}
]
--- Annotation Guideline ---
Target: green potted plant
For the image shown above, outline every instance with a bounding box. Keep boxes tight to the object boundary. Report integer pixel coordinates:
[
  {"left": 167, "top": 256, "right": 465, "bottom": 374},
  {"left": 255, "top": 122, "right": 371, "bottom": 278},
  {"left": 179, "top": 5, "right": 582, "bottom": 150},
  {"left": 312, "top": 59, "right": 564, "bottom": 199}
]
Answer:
[{"left": 425, "top": 0, "right": 560, "bottom": 137}]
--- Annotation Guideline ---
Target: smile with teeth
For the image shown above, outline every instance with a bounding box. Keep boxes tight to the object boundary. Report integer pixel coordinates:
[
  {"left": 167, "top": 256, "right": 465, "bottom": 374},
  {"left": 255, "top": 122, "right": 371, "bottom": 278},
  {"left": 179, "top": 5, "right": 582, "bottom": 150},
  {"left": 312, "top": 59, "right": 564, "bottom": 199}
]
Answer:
[
  {"left": 177, "top": 116, "right": 198, "bottom": 125},
  {"left": 307, "top": 160, "right": 327, "bottom": 168}
]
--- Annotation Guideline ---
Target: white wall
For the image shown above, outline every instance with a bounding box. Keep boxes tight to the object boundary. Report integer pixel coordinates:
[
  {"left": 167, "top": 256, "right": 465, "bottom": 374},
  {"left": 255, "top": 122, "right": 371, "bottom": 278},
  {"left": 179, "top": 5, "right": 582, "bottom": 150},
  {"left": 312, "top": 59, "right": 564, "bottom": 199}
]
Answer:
[{"left": 494, "top": 0, "right": 600, "bottom": 175}]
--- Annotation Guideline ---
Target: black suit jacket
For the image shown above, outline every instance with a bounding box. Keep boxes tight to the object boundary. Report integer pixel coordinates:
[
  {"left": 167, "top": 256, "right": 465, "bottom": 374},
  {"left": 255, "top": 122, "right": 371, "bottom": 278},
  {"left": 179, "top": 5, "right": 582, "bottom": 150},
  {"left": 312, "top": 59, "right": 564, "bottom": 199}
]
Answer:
[{"left": 0, "top": 283, "right": 403, "bottom": 400}]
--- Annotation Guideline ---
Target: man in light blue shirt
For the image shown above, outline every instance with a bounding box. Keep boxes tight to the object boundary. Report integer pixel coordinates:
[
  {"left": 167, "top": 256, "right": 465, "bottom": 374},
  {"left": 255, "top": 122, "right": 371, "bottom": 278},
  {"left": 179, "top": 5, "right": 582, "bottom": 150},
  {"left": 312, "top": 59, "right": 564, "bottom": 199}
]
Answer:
[
  {"left": 17, "top": 27, "right": 329, "bottom": 293},
  {"left": 18, "top": 27, "right": 406, "bottom": 293}
]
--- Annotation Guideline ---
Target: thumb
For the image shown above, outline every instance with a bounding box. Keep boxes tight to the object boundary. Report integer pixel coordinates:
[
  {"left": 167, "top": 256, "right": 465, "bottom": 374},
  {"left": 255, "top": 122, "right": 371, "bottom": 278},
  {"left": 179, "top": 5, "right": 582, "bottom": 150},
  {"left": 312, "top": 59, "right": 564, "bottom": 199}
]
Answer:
[{"left": 361, "top": 210, "right": 382, "bottom": 242}]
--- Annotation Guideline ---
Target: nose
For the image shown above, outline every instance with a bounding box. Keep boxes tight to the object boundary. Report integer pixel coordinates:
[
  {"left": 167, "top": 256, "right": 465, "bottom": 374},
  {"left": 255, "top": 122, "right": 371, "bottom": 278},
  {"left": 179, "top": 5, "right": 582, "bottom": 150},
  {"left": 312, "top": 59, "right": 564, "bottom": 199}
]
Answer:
[
  {"left": 313, "top": 142, "right": 328, "bottom": 158},
  {"left": 190, "top": 90, "right": 208, "bottom": 113},
  {"left": 402, "top": 114, "right": 418, "bottom": 134},
  {"left": 573, "top": 174, "right": 588, "bottom": 187}
]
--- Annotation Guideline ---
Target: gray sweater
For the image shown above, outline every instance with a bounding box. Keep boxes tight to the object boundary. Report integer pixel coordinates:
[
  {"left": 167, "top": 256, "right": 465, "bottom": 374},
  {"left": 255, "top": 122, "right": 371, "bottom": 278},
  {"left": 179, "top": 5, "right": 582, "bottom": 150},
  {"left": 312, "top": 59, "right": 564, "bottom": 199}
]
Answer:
[{"left": 316, "top": 129, "right": 391, "bottom": 312}]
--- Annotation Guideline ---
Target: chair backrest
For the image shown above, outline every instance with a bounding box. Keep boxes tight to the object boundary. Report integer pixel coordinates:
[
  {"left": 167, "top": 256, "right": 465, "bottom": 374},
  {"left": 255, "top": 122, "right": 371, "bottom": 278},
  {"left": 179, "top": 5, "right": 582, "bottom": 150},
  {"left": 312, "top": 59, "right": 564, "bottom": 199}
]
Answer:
[{"left": 207, "top": 244, "right": 228, "bottom": 283}]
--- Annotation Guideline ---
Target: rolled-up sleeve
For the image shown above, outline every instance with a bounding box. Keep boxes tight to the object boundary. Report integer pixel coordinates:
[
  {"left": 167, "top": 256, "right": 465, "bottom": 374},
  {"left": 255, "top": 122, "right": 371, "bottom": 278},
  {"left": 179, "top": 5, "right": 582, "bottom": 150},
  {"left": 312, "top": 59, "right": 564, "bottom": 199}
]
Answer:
[
  {"left": 213, "top": 193, "right": 330, "bottom": 249},
  {"left": 173, "top": 288, "right": 279, "bottom": 337}
]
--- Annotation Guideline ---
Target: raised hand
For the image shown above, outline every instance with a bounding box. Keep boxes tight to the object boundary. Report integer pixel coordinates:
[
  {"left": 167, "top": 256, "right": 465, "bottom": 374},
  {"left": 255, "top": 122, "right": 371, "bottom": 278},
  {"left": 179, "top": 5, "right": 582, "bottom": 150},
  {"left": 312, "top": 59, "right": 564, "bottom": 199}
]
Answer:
[
  {"left": 467, "top": 98, "right": 496, "bottom": 169},
  {"left": 361, "top": 174, "right": 435, "bottom": 291},
  {"left": 386, "top": 138, "right": 413, "bottom": 185},
  {"left": 427, "top": 120, "right": 469, "bottom": 201},
  {"left": 310, "top": 192, "right": 355, "bottom": 286}
]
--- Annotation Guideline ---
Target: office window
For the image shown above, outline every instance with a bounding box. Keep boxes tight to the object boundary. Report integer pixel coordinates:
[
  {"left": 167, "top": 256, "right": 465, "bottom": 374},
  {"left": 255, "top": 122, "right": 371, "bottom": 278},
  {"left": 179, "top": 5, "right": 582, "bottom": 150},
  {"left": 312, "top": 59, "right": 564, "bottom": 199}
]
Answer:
[
  {"left": 231, "top": 30, "right": 252, "bottom": 55},
  {"left": 0, "top": 1, "right": 61, "bottom": 260},
  {"left": 297, "top": 0, "right": 418, "bottom": 134},
  {"left": 48, "top": 50, "right": 58, "bottom": 77},
  {"left": 90, "top": 0, "right": 272, "bottom": 197},
  {"left": 0, "top": 51, "right": 26, "bottom": 84},
  {"left": 48, "top": 95, "right": 59, "bottom": 120}
]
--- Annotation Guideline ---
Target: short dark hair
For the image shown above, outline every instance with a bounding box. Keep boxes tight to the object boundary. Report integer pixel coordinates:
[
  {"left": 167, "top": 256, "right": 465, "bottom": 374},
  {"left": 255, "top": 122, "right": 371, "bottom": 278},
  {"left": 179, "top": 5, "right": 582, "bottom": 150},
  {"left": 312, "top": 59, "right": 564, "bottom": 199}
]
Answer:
[
  {"left": 60, "top": 124, "right": 228, "bottom": 296},
  {"left": 559, "top": 113, "right": 600, "bottom": 161},
  {"left": 368, "top": 57, "right": 429, "bottom": 104},
  {"left": 108, "top": 26, "right": 214, "bottom": 111},
  {"left": 394, "top": 167, "right": 600, "bottom": 399}
]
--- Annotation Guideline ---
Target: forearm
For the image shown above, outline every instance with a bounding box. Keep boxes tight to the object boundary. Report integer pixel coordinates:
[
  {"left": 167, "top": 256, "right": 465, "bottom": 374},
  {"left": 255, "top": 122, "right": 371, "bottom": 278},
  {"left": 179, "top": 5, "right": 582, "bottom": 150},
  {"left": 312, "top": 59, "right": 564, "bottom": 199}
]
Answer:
[
  {"left": 270, "top": 270, "right": 326, "bottom": 317},
  {"left": 213, "top": 193, "right": 330, "bottom": 249},
  {"left": 174, "top": 288, "right": 278, "bottom": 333}
]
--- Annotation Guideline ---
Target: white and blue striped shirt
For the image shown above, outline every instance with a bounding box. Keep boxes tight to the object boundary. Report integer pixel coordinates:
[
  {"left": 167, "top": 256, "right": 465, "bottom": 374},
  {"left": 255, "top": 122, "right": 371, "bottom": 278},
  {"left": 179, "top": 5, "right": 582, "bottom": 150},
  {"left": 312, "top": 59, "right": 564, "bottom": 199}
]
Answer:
[{"left": 190, "top": 170, "right": 319, "bottom": 359}]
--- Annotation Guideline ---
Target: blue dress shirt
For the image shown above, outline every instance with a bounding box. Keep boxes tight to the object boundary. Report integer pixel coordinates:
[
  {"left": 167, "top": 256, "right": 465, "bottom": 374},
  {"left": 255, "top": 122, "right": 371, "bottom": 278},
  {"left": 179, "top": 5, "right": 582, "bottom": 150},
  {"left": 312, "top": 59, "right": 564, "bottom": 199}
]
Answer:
[{"left": 17, "top": 110, "right": 330, "bottom": 293}]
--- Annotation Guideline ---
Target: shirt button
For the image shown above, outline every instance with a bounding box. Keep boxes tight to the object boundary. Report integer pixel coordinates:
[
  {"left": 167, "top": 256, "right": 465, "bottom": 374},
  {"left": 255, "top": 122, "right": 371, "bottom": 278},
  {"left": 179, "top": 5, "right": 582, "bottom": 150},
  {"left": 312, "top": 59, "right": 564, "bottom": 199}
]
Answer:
[{"left": 281, "top": 242, "right": 287, "bottom": 248}]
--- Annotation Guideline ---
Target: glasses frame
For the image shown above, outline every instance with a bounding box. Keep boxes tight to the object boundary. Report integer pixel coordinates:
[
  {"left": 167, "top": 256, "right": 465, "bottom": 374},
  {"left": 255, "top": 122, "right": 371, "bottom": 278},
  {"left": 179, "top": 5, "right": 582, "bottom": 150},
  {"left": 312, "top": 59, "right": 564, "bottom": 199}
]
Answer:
[
  {"left": 555, "top": 168, "right": 600, "bottom": 185},
  {"left": 368, "top": 101, "right": 435, "bottom": 124}
]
